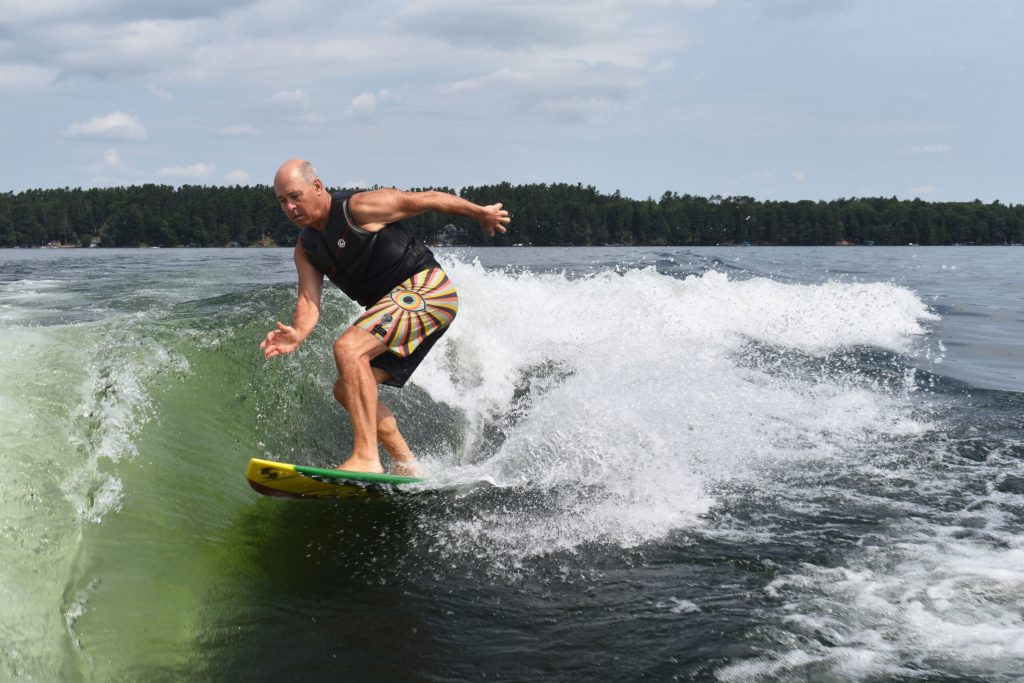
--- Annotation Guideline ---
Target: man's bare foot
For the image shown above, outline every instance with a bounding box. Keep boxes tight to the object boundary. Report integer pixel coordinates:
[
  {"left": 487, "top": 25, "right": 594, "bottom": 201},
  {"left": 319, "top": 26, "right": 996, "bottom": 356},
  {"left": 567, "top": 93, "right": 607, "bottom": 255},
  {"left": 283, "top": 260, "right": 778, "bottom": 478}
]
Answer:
[
  {"left": 390, "top": 459, "right": 425, "bottom": 478},
  {"left": 336, "top": 454, "right": 384, "bottom": 474}
]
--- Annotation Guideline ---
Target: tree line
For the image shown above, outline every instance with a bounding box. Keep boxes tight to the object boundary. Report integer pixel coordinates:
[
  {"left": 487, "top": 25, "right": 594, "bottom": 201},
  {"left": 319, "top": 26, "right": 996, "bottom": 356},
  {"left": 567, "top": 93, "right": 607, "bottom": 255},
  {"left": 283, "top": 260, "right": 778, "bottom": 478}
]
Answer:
[{"left": 1, "top": 183, "right": 1022, "bottom": 248}]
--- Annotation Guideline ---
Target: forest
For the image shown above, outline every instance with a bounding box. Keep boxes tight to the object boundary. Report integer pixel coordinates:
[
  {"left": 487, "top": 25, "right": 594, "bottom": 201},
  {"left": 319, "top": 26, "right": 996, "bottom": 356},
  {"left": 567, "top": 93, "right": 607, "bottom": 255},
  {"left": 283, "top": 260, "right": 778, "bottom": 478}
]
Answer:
[{"left": 1, "top": 182, "right": 1022, "bottom": 248}]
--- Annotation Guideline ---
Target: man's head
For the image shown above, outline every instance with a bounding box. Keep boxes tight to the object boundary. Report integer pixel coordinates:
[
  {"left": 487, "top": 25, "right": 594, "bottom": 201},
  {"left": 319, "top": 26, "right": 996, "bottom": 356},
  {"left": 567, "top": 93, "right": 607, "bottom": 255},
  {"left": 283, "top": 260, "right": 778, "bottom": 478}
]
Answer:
[{"left": 274, "top": 158, "right": 331, "bottom": 229}]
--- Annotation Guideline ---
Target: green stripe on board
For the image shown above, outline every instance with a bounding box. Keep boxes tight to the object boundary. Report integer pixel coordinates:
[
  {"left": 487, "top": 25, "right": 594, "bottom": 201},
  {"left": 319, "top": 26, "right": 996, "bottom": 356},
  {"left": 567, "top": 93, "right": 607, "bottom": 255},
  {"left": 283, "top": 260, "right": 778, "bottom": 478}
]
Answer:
[{"left": 293, "top": 464, "right": 424, "bottom": 485}]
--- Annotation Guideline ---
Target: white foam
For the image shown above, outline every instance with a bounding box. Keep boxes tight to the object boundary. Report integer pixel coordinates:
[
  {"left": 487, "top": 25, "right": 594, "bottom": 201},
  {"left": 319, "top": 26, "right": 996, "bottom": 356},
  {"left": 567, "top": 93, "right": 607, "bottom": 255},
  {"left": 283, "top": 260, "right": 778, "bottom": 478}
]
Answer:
[
  {"left": 414, "top": 260, "right": 939, "bottom": 559},
  {"left": 64, "top": 324, "right": 188, "bottom": 512},
  {"left": 0, "top": 326, "right": 91, "bottom": 680},
  {"left": 0, "top": 316, "right": 185, "bottom": 680},
  {"left": 658, "top": 597, "right": 701, "bottom": 614},
  {"left": 717, "top": 484, "right": 1024, "bottom": 680}
]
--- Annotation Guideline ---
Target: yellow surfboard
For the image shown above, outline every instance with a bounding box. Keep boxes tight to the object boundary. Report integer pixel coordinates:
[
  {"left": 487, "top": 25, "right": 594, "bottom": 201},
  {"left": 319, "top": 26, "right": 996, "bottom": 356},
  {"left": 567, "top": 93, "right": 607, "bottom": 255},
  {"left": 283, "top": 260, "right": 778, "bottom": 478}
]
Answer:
[{"left": 246, "top": 458, "right": 424, "bottom": 499}]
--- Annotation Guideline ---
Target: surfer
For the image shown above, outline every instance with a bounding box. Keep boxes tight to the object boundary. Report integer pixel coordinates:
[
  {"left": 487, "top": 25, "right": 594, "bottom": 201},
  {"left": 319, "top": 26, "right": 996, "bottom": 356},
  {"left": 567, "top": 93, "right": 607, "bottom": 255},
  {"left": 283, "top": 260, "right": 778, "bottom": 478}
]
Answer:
[{"left": 261, "top": 159, "right": 509, "bottom": 476}]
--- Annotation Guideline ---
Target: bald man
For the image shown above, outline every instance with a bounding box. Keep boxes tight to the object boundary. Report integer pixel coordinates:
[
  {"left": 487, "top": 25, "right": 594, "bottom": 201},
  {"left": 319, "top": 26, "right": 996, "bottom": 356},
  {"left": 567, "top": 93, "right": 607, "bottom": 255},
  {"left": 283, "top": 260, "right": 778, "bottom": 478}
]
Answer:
[{"left": 261, "top": 159, "right": 509, "bottom": 475}]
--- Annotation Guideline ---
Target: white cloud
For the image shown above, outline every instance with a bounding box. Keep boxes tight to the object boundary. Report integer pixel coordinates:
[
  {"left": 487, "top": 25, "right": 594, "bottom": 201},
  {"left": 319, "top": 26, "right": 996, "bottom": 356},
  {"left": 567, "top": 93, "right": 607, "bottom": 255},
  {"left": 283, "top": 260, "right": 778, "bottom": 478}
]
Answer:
[
  {"left": 346, "top": 89, "right": 400, "bottom": 117},
  {"left": 293, "top": 113, "right": 328, "bottom": 125},
  {"left": 441, "top": 58, "right": 649, "bottom": 124},
  {"left": 349, "top": 92, "right": 378, "bottom": 115},
  {"left": 270, "top": 88, "right": 310, "bottom": 108},
  {"left": 445, "top": 68, "right": 531, "bottom": 95},
  {"left": 219, "top": 124, "right": 258, "bottom": 136},
  {"left": 531, "top": 95, "right": 618, "bottom": 124},
  {"left": 3, "top": 0, "right": 237, "bottom": 24},
  {"left": 267, "top": 88, "right": 328, "bottom": 124},
  {"left": 149, "top": 84, "right": 173, "bottom": 100},
  {"left": 395, "top": 0, "right": 710, "bottom": 53},
  {"left": 42, "top": 18, "right": 202, "bottom": 80},
  {"left": 66, "top": 111, "right": 148, "bottom": 140},
  {"left": 85, "top": 148, "right": 125, "bottom": 175},
  {"left": 0, "top": 64, "right": 57, "bottom": 89},
  {"left": 6, "top": 0, "right": 1014, "bottom": 203},
  {"left": 910, "top": 185, "right": 937, "bottom": 196},
  {"left": 224, "top": 170, "right": 251, "bottom": 184},
  {"left": 0, "top": 0, "right": 100, "bottom": 23},
  {"left": 157, "top": 162, "right": 215, "bottom": 178},
  {"left": 911, "top": 144, "right": 951, "bottom": 154},
  {"left": 758, "top": 0, "right": 855, "bottom": 20}
]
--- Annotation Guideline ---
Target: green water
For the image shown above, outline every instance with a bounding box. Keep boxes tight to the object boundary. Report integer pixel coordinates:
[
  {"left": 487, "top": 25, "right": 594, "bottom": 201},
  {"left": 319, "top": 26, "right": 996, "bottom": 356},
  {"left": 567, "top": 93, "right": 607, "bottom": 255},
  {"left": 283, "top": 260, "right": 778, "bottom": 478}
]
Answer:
[{"left": 3, "top": 247, "right": 1023, "bottom": 681}]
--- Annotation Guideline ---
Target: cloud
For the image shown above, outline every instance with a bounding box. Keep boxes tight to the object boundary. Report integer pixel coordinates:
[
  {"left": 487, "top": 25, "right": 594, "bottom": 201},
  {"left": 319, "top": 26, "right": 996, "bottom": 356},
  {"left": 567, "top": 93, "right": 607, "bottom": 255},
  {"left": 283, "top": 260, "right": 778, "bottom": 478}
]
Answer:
[
  {"left": 757, "top": 0, "right": 856, "bottom": 20},
  {"left": 531, "top": 95, "right": 618, "bottom": 124},
  {"left": 384, "top": 0, "right": 705, "bottom": 126},
  {"left": 219, "top": 124, "right": 259, "bottom": 136},
  {"left": 911, "top": 144, "right": 951, "bottom": 154},
  {"left": 0, "top": 0, "right": 256, "bottom": 24},
  {"left": 85, "top": 147, "right": 125, "bottom": 175},
  {"left": 441, "top": 58, "right": 650, "bottom": 124},
  {"left": 42, "top": 18, "right": 203, "bottom": 80},
  {"left": 0, "top": 64, "right": 57, "bottom": 89},
  {"left": 149, "top": 84, "right": 173, "bottom": 100},
  {"left": 268, "top": 88, "right": 328, "bottom": 126},
  {"left": 270, "top": 89, "right": 310, "bottom": 108},
  {"left": 423, "top": 1, "right": 693, "bottom": 126},
  {"left": 224, "top": 170, "right": 251, "bottom": 184},
  {"left": 791, "top": 170, "right": 808, "bottom": 182},
  {"left": 157, "top": 162, "right": 215, "bottom": 179},
  {"left": 346, "top": 89, "right": 400, "bottom": 117},
  {"left": 6, "top": 0, "right": 696, "bottom": 133},
  {"left": 910, "top": 185, "right": 937, "bottom": 196},
  {"left": 66, "top": 111, "right": 148, "bottom": 140},
  {"left": 395, "top": 0, "right": 713, "bottom": 51},
  {"left": 292, "top": 113, "right": 328, "bottom": 125},
  {"left": 0, "top": 0, "right": 101, "bottom": 23},
  {"left": 445, "top": 68, "right": 531, "bottom": 95}
]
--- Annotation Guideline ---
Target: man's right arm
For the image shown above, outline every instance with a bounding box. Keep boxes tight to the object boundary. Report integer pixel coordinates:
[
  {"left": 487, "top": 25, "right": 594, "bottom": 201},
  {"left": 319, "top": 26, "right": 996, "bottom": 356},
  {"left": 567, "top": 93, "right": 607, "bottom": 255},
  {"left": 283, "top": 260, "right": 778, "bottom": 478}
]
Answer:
[
  {"left": 260, "top": 244, "right": 323, "bottom": 359},
  {"left": 348, "top": 189, "right": 510, "bottom": 237}
]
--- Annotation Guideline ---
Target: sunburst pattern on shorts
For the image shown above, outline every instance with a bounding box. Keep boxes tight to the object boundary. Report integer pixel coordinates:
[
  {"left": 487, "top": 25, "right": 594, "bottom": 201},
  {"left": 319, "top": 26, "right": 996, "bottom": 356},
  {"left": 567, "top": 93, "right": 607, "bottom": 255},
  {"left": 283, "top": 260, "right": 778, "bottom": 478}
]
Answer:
[{"left": 354, "top": 268, "right": 459, "bottom": 357}]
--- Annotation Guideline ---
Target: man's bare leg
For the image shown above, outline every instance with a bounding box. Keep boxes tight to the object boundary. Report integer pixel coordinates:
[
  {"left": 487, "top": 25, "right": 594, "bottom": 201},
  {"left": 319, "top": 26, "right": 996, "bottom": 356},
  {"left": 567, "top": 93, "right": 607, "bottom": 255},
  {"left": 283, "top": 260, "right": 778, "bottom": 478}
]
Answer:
[
  {"left": 373, "top": 397, "right": 423, "bottom": 476},
  {"left": 332, "top": 327, "right": 389, "bottom": 473}
]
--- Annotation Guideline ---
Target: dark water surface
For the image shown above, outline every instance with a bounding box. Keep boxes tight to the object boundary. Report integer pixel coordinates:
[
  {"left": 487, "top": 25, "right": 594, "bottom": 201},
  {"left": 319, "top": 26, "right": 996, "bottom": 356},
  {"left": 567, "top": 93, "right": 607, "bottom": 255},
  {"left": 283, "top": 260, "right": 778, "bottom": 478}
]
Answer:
[{"left": 1, "top": 246, "right": 1021, "bottom": 681}]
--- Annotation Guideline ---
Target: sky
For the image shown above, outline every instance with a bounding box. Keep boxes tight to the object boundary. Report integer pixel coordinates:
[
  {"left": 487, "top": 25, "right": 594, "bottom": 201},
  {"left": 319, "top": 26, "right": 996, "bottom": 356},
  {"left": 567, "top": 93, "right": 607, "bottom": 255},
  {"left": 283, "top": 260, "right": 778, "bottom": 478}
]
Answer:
[{"left": 1, "top": 0, "right": 1021, "bottom": 202}]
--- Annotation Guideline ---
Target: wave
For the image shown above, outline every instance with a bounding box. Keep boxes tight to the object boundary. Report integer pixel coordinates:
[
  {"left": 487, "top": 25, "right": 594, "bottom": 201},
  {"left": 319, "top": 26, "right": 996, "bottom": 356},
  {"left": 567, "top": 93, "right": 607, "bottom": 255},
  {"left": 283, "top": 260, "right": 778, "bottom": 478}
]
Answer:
[{"left": 10, "top": 250, "right": 1019, "bottom": 680}]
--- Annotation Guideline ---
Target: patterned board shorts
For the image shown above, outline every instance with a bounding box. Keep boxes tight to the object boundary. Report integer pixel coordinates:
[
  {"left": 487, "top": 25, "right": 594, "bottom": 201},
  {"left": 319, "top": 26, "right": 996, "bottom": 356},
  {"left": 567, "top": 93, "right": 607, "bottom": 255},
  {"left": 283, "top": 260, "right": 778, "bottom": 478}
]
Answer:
[{"left": 353, "top": 267, "right": 459, "bottom": 358}]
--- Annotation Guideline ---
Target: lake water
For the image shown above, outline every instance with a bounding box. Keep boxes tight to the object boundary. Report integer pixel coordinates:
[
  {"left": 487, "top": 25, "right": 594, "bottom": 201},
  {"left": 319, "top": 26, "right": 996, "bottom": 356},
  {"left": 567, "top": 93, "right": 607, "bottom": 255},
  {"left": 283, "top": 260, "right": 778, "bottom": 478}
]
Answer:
[{"left": 1, "top": 246, "right": 1022, "bottom": 681}]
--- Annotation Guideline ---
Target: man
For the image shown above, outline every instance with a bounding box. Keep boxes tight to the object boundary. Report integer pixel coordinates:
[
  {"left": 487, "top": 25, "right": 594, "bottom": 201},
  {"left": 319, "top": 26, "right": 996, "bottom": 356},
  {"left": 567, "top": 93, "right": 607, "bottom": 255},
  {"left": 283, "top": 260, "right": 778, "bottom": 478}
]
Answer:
[{"left": 261, "top": 159, "right": 509, "bottom": 475}]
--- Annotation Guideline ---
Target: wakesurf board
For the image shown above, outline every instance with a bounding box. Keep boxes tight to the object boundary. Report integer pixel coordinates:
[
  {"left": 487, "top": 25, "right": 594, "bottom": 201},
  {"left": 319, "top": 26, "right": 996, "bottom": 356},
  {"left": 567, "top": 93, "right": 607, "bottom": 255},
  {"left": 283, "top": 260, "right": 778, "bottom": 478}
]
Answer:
[{"left": 246, "top": 457, "right": 424, "bottom": 499}]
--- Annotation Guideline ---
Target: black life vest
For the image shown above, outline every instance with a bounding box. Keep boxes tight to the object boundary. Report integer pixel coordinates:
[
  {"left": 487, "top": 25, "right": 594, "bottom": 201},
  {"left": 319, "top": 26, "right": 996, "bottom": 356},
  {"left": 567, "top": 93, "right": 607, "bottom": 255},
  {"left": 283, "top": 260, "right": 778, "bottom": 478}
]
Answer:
[{"left": 299, "top": 191, "right": 438, "bottom": 308}]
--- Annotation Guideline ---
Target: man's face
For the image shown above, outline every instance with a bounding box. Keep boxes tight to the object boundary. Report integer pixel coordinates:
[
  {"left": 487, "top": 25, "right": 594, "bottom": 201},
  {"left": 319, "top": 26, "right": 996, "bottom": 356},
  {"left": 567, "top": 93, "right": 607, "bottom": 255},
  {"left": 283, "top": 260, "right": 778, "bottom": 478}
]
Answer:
[{"left": 275, "top": 174, "right": 324, "bottom": 228}]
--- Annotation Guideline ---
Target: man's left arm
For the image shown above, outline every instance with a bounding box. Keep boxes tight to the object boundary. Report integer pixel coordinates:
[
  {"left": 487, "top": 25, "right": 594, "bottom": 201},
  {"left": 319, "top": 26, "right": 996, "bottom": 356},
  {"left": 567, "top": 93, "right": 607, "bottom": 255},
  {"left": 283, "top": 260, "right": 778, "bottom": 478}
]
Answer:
[{"left": 348, "top": 189, "right": 510, "bottom": 237}]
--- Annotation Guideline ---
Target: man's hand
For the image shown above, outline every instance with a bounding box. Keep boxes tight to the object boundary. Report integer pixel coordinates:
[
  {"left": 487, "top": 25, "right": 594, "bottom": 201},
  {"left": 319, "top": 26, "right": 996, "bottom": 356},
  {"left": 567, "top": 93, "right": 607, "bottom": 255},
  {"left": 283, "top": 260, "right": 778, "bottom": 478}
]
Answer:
[
  {"left": 479, "top": 202, "right": 511, "bottom": 237},
  {"left": 260, "top": 322, "right": 302, "bottom": 359}
]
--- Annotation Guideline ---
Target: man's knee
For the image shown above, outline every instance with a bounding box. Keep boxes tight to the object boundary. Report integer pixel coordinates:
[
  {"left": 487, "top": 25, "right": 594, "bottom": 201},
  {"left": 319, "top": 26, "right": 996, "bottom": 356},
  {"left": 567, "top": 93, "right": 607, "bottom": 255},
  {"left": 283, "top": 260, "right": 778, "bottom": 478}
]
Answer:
[
  {"left": 332, "top": 333, "right": 357, "bottom": 364},
  {"left": 333, "top": 334, "right": 370, "bottom": 377},
  {"left": 333, "top": 327, "right": 386, "bottom": 368}
]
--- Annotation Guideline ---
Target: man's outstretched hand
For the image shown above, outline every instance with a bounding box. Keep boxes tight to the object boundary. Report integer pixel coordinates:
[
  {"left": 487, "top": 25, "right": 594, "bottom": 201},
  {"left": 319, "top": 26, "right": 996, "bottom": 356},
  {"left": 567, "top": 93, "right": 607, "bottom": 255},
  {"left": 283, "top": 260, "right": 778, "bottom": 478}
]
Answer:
[
  {"left": 260, "top": 322, "right": 302, "bottom": 359},
  {"left": 479, "top": 203, "right": 511, "bottom": 237}
]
